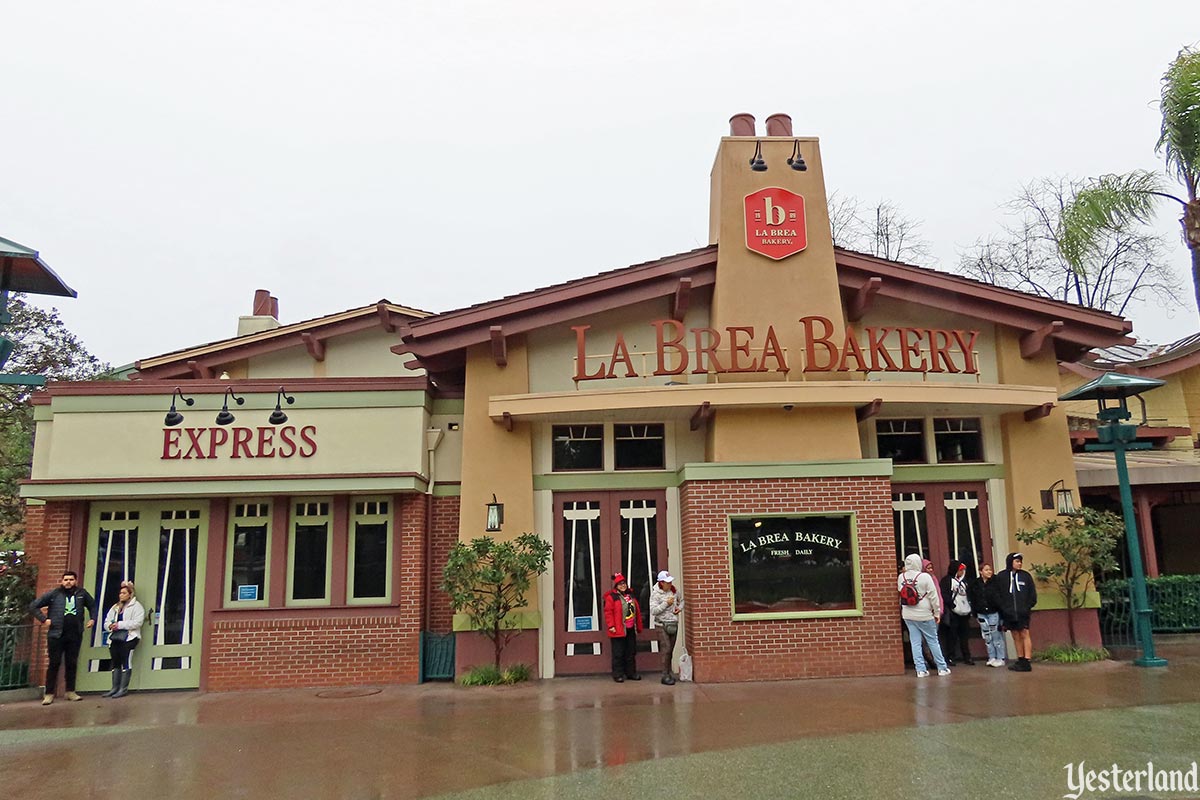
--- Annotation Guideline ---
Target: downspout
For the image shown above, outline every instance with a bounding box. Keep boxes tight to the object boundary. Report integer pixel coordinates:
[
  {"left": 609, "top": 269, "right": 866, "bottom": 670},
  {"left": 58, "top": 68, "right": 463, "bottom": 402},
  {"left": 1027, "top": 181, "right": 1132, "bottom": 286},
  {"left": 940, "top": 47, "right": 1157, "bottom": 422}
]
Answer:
[{"left": 423, "top": 428, "right": 445, "bottom": 631}]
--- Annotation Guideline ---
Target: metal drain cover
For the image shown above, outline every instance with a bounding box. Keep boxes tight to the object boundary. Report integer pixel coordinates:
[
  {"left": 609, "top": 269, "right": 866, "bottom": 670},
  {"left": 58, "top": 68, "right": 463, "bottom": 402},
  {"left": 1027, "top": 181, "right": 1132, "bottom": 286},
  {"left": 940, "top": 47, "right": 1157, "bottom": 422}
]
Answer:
[{"left": 315, "top": 688, "right": 382, "bottom": 699}]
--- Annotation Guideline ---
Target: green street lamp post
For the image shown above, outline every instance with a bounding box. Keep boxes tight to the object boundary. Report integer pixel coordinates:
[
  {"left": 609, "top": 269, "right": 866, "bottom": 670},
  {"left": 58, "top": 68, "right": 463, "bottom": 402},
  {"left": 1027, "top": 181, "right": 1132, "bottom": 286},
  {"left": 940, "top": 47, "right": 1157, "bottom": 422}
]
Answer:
[{"left": 1060, "top": 372, "right": 1167, "bottom": 667}]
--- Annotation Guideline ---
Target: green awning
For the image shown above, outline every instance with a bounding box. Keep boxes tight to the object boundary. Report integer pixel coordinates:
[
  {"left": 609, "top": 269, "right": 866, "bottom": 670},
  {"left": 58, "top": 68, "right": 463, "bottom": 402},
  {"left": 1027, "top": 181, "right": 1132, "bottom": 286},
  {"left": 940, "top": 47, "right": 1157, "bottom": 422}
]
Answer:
[{"left": 0, "top": 236, "right": 77, "bottom": 298}]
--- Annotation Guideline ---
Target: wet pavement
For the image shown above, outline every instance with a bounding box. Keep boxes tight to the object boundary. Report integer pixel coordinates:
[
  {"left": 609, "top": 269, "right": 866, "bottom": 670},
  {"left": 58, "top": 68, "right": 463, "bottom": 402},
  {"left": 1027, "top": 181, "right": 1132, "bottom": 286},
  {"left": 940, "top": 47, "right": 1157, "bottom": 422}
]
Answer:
[{"left": 3, "top": 648, "right": 1199, "bottom": 800}]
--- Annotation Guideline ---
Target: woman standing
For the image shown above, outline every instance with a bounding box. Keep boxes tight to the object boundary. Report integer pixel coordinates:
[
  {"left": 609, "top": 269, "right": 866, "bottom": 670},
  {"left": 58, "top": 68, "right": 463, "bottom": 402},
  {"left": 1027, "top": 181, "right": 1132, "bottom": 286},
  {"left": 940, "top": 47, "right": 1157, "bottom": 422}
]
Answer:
[
  {"left": 603, "top": 572, "right": 643, "bottom": 683},
  {"left": 102, "top": 580, "right": 146, "bottom": 698}
]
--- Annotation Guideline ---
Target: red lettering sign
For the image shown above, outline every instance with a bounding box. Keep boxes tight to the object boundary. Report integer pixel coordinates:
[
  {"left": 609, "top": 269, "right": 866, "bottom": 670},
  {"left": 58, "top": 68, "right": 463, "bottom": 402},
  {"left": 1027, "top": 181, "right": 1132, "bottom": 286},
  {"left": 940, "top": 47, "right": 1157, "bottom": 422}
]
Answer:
[
  {"left": 161, "top": 426, "right": 318, "bottom": 460},
  {"left": 744, "top": 187, "right": 807, "bottom": 260}
]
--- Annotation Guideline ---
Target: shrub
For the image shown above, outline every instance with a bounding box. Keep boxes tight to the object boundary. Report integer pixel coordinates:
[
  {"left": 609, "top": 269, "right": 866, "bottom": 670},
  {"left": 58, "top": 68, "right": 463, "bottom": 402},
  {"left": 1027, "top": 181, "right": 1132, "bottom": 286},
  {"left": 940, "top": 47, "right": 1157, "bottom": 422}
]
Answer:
[
  {"left": 0, "top": 550, "right": 36, "bottom": 625},
  {"left": 1034, "top": 644, "right": 1109, "bottom": 663},
  {"left": 459, "top": 662, "right": 533, "bottom": 686}
]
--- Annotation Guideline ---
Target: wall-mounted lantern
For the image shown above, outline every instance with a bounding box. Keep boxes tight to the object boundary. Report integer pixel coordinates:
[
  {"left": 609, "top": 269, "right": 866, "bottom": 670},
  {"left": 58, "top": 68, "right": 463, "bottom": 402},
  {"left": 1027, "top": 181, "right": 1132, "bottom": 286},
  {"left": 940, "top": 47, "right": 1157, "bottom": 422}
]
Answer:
[
  {"left": 485, "top": 494, "right": 504, "bottom": 532},
  {"left": 1040, "top": 479, "right": 1076, "bottom": 516}
]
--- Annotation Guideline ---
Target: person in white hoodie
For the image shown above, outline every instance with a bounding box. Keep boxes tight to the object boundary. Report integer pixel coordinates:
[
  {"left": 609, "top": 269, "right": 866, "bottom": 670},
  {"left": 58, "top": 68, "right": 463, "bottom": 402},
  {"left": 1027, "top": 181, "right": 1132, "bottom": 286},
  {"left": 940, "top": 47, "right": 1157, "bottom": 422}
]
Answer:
[
  {"left": 898, "top": 554, "right": 951, "bottom": 677},
  {"left": 102, "top": 580, "right": 146, "bottom": 699},
  {"left": 649, "top": 571, "right": 682, "bottom": 685}
]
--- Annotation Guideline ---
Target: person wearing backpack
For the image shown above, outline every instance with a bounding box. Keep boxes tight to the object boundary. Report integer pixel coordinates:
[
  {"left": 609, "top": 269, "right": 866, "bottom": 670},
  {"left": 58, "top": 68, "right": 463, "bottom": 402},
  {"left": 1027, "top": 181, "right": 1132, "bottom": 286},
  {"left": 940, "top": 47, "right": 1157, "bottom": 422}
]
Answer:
[
  {"left": 939, "top": 561, "right": 976, "bottom": 666},
  {"left": 898, "top": 553, "right": 950, "bottom": 677}
]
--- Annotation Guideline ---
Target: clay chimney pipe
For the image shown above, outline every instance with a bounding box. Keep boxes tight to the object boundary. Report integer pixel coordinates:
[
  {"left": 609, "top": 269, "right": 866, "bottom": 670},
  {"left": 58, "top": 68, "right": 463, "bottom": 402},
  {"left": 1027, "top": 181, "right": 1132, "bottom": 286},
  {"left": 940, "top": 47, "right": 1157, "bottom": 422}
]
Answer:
[
  {"left": 765, "top": 114, "right": 793, "bottom": 137},
  {"left": 252, "top": 289, "right": 272, "bottom": 316},
  {"left": 269, "top": 296, "right": 279, "bottom": 319},
  {"left": 729, "top": 113, "right": 756, "bottom": 137}
]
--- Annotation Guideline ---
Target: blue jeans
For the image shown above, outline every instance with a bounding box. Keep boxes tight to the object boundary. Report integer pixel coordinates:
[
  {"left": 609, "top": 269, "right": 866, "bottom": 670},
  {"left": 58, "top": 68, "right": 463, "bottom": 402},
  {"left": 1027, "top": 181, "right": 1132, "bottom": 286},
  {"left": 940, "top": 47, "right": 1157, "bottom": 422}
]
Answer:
[
  {"left": 977, "top": 612, "right": 1005, "bottom": 662},
  {"left": 904, "top": 617, "right": 948, "bottom": 673}
]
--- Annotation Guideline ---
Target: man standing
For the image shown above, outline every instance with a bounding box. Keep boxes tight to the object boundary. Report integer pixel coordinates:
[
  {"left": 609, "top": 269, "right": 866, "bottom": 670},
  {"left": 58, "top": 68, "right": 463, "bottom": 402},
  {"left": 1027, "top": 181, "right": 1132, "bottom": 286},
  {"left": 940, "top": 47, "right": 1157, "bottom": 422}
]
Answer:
[
  {"left": 649, "top": 570, "right": 682, "bottom": 685},
  {"left": 898, "top": 554, "right": 951, "bottom": 677},
  {"left": 990, "top": 552, "right": 1038, "bottom": 672},
  {"left": 29, "top": 571, "right": 96, "bottom": 705}
]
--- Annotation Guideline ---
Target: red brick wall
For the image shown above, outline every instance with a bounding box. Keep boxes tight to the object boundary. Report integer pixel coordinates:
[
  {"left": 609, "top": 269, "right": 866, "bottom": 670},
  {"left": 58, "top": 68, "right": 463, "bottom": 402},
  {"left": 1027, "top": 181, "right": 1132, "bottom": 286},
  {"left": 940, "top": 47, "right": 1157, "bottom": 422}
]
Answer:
[
  {"left": 428, "top": 496, "right": 460, "bottom": 633},
  {"left": 679, "top": 475, "right": 905, "bottom": 682},
  {"left": 24, "top": 501, "right": 76, "bottom": 597},
  {"left": 206, "top": 614, "right": 417, "bottom": 690}
]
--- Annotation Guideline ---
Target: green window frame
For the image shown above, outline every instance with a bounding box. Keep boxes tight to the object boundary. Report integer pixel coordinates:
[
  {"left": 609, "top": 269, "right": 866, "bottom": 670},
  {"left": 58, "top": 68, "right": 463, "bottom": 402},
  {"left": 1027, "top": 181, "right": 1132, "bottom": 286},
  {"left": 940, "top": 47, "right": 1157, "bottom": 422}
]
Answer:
[
  {"left": 226, "top": 501, "right": 272, "bottom": 609},
  {"left": 347, "top": 497, "right": 393, "bottom": 605},
  {"left": 728, "top": 511, "right": 863, "bottom": 621},
  {"left": 288, "top": 499, "right": 333, "bottom": 607}
]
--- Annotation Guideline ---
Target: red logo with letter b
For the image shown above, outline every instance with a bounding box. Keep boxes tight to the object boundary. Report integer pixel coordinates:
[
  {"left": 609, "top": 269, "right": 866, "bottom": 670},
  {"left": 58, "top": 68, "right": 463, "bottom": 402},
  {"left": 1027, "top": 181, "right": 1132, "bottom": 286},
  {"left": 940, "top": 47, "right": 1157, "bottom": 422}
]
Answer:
[{"left": 744, "top": 187, "right": 807, "bottom": 260}]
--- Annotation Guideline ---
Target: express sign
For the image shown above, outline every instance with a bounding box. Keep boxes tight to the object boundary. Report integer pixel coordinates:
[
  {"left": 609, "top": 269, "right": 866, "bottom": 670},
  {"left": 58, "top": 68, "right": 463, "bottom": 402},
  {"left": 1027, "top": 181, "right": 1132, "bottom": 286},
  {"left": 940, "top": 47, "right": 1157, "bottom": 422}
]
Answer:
[{"left": 744, "top": 187, "right": 807, "bottom": 260}]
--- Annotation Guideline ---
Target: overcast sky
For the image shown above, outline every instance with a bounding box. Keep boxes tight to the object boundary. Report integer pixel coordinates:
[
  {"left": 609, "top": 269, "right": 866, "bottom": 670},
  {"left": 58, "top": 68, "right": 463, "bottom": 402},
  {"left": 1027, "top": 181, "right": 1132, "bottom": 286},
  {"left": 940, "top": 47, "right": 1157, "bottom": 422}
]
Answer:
[{"left": 3, "top": 2, "right": 1197, "bottom": 367}]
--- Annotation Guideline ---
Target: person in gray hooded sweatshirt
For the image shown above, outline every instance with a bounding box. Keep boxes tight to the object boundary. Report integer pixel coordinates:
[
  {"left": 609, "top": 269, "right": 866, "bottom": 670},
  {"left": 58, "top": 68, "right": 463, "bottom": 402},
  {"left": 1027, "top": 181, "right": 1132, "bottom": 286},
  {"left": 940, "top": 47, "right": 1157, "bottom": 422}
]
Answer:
[{"left": 898, "top": 553, "right": 950, "bottom": 677}]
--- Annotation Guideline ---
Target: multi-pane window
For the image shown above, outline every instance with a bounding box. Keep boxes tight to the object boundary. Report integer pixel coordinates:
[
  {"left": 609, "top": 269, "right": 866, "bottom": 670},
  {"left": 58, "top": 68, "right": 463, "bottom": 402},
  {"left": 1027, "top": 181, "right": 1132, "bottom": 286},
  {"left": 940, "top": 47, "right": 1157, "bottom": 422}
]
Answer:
[
  {"left": 934, "top": 418, "right": 984, "bottom": 463},
  {"left": 876, "top": 419, "right": 927, "bottom": 464},
  {"left": 228, "top": 502, "right": 270, "bottom": 606},
  {"left": 289, "top": 500, "right": 332, "bottom": 604},
  {"left": 349, "top": 498, "right": 391, "bottom": 603},
  {"left": 614, "top": 424, "right": 666, "bottom": 470},
  {"left": 552, "top": 425, "right": 604, "bottom": 471}
]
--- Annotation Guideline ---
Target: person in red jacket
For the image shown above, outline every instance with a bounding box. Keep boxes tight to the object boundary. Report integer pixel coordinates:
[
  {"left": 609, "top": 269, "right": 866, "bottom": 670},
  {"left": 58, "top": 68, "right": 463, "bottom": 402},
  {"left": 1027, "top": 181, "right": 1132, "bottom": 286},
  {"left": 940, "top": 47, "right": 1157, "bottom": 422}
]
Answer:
[{"left": 603, "top": 572, "right": 643, "bottom": 682}]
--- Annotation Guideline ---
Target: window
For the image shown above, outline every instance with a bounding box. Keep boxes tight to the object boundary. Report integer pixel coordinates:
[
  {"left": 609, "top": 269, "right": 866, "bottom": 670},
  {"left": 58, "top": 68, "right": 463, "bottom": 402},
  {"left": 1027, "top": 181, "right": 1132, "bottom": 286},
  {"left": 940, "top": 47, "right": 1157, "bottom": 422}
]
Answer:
[
  {"left": 552, "top": 425, "right": 604, "bottom": 471},
  {"left": 614, "top": 424, "right": 665, "bottom": 470},
  {"left": 876, "top": 419, "right": 926, "bottom": 464},
  {"left": 228, "top": 502, "right": 271, "bottom": 607},
  {"left": 729, "top": 513, "right": 859, "bottom": 619},
  {"left": 934, "top": 418, "right": 984, "bottom": 463},
  {"left": 348, "top": 498, "right": 392, "bottom": 604},
  {"left": 289, "top": 500, "right": 332, "bottom": 605}
]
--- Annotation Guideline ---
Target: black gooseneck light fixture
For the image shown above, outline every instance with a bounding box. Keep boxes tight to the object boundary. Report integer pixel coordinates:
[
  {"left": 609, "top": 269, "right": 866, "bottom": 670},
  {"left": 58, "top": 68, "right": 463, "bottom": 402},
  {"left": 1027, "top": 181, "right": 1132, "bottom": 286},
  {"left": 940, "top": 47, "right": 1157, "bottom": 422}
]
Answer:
[
  {"left": 749, "top": 140, "right": 767, "bottom": 172},
  {"left": 269, "top": 387, "right": 295, "bottom": 425},
  {"left": 215, "top": 387, "right": 245, "bottom": 426},
  {"left": 787, "top": 139, "right": 808, "bottom": 171},
  {"left": 164, "top": 388, "right": 194, "bottom": 427}
]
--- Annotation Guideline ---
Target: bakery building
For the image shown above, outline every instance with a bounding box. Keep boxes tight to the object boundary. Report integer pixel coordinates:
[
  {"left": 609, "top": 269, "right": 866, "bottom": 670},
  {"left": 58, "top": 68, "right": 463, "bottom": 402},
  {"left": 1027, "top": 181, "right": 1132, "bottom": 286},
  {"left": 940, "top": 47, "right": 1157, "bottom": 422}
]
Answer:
[{"left": 21, "top": 113, "right": 1133, "bottom": 691}]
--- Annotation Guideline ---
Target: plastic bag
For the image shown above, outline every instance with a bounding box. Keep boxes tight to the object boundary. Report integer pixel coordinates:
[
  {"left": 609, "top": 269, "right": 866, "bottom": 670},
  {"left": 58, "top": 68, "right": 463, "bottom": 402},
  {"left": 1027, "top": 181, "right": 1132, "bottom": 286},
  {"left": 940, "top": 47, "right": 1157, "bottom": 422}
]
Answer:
[{"left": 678, "top": 650, "right": 693, "bottom": 682}]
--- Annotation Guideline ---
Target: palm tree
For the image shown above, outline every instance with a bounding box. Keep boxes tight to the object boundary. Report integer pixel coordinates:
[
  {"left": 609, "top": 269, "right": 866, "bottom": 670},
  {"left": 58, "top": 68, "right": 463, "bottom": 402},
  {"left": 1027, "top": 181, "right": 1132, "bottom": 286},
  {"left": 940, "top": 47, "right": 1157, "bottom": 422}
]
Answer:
[{"left": 1067, "top": 47, "right": 1200, "bottom": 313}]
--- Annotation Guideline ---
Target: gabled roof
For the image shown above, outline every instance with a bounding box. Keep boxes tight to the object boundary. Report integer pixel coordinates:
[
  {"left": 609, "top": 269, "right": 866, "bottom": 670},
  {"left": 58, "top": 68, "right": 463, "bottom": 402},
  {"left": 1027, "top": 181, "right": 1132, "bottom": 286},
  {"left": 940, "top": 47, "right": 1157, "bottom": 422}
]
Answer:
[
  {"left": 1068, "top": 331, "right": 1200, "bottom": 379},
  {"left": 398, "top": 244, "right": 1134, "bottom": 385},
  {"left": 134, "top": 300, "right": 431, "bottom": 381}
]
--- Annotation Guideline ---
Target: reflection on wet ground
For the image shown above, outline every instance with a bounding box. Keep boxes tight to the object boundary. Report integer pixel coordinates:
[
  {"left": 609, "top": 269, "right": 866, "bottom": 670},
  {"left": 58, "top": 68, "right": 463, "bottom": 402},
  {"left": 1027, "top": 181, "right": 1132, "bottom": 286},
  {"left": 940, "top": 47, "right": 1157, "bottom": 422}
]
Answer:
[{"left": 3, "top": 647, "right": 1199, "bottom": 799}]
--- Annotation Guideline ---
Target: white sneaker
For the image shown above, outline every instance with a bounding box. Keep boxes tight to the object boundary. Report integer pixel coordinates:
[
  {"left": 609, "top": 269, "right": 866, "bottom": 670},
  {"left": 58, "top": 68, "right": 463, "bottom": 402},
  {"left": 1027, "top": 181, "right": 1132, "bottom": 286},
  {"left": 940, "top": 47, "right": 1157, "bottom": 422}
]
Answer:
[
  {"left": 990, "top": 659, "right": 1005, "bottom": 668},
  {"left": 915, "top": 670, "right": 929, "bottom": 678},
  {"left": 938, "top": 668, "right": 952, "bottom": 676}
]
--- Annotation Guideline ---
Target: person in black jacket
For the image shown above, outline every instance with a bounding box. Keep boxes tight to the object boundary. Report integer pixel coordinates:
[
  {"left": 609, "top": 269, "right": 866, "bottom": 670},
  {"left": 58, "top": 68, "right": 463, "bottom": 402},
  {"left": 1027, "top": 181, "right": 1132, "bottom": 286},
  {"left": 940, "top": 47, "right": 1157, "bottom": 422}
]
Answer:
[
  {"left": 989, "top": 552, "right": 1038, "bottom": 672},
  {"left": 939, "top": 561, "right": 975, "bottom": 665},
  {"left": 28, "top": 571, "right": 97, "bottom": 705},
  {"left": 968, "top": 562, "right": 1006, "bottom": 667}
]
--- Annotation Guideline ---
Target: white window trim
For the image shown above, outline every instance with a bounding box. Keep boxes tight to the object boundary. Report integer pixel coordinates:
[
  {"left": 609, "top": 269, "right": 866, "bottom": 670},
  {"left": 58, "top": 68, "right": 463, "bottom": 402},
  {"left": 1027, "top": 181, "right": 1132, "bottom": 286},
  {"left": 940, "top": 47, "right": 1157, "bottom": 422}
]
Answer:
[{"left": 347, "top": 496, "right": 393, "bottom": 605}]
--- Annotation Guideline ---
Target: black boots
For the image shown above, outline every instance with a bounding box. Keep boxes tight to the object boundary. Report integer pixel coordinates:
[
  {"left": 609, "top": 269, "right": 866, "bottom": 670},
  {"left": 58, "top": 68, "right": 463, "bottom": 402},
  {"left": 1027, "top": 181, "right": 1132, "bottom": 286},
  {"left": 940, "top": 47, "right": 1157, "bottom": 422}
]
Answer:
[
  {"left": 662, "top": 673, "right": 676, "bottom": 685},
  {"left": 101, "top": 669, "right": 121, "bottom": 698},
  {"left": 1008, "top": 657, "right": 1032, "bottom": 672},
  {"left": 111, "top": 670, "right": 132, "bottom": 698}
]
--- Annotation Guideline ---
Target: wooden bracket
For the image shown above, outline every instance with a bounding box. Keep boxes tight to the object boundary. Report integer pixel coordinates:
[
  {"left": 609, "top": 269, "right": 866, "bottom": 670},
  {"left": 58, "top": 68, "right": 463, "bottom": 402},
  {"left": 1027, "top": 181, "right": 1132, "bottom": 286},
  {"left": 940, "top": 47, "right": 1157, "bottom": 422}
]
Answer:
[
  {"left": 490, "top": 325, "right": 507, "bottom": 367},
  {"left": 690, "top": 401, "right": 713, "bottom": 432},
  {"left": 301, "top": 332, "right": 326, "bottom": 362},
  {"left": 377, "top": 302, "right": 397, "bottom": 333},
  {"left": 847, "top": 277, "right": 882, "bottom": 322},
  {"left": 670, "top": 277, "right": 692, "bottom": 322},
  {"left": 1024, "top": 403, "right": 1054, "bottom": 422},
  {"left": 1020, "top": 321, "right": 1064, "bottom": 359},
  {"left": 856, "top": 398, "right": 883, "bottom": 422},
  {"left": 501, "top": 411, "right": 514, "bottom": 432},
  {"left": 187, "top": 360, "right": 213, "bottom": 379}
]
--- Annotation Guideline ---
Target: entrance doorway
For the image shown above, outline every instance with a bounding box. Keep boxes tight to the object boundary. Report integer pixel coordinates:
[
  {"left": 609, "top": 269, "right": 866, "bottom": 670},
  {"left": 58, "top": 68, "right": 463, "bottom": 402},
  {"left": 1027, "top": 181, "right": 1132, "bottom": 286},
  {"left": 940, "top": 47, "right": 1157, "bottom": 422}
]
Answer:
[
  {"left": 891, "top": 482, "right": 994, "bottom": 579},
  {"left": 553, "top": 491, "right": 667, "bottom": 675},
  {"left": 78, "top": 501, "right": 209, "bottom": 692}
]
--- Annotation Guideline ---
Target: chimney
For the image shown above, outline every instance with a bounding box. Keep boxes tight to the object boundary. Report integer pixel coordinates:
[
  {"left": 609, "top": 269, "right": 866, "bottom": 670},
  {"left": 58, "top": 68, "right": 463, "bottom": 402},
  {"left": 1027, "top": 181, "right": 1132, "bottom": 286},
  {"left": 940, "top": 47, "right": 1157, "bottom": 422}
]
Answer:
[
  {"left": 765, "top": 113, "right": 793, "bottom": 137},
  {"left": 238, "top": 288, "right": 281, "bottom": 336},
  {"left": 729, "top": 113, "right": 756, "bottom": 137}
]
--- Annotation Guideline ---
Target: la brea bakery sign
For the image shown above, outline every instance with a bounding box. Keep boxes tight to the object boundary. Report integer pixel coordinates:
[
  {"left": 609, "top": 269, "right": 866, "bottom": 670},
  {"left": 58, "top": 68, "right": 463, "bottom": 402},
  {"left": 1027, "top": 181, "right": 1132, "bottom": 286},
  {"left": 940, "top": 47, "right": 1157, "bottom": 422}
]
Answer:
[{"left": 572, "top": 317, "right": 981, "bottom": 380}]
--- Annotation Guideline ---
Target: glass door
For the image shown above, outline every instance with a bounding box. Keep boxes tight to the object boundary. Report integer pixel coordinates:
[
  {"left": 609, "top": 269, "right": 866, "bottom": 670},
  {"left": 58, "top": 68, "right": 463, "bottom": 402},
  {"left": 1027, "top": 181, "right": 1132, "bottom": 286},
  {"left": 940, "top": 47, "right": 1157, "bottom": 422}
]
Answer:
[
  {"left": 891, "top": 483, "right": 993, "bottom": 580},
  {"left": 80, "top": 502, "right": 209, "bottom": 692},
  {"left": 554, "top": 491, "right": 667, "bottom": 675}
]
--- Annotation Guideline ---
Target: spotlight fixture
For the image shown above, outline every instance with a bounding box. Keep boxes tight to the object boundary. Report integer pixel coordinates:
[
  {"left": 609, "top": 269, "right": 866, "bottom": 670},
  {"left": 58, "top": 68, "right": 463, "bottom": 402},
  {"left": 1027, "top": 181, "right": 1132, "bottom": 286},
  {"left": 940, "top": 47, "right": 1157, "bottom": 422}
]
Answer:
[
  {"left": 269, "top": 387, "right": 295, "bottom": 425},
  {"left": 749, "top": 140, "right": 767, "bottom": 172},
  {"left": 787, "top": 139, "right": 808, "bottom": 171},
  {"left": 164, "top": 388, "right": 194, "bottom": 427},
  {"left": 215, "top": 387, "right": 245, "bottom": 426}
]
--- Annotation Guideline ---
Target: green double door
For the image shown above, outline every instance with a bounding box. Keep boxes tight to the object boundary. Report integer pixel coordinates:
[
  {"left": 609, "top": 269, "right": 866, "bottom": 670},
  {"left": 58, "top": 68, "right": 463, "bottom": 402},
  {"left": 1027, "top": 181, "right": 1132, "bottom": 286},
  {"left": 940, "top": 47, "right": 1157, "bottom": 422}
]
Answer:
[{"left": 78, "top": 501, "right": 209, "bottom": 692}]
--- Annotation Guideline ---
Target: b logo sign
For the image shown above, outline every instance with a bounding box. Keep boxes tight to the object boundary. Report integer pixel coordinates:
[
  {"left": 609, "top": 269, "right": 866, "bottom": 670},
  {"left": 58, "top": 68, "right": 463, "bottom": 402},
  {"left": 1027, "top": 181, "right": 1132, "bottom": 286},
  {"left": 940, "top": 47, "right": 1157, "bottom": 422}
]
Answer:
[{"left": 744, "top": 187, "right": 807, "bottom": 260}]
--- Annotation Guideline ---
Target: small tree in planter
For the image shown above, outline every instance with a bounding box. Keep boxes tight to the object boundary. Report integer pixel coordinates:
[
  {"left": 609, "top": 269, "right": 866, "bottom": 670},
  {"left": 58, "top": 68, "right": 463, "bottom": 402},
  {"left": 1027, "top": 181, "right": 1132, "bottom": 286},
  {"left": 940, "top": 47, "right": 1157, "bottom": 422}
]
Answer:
[
  {"left": 441, "top": 533, "right": 552, "bottom": 671},
  {"left": 1015, "top": 507, "right": 1123, "bottom": 645}
]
